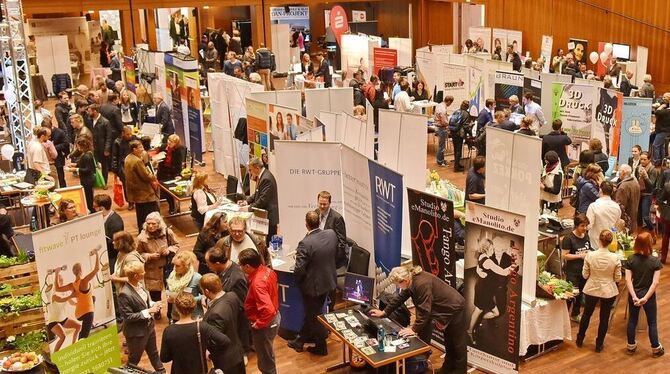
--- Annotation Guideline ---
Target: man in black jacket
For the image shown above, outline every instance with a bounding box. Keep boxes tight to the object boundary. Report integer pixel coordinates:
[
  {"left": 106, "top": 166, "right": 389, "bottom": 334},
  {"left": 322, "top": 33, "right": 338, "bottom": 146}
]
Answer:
[
  {"left": 506, "top": 44, "right": 522, "bottom": 72},
  {"left": 200, "top": 274, "right": 246, "bottom": 374},
  {"left": 92, "top": 194, "right": 124, "bottom": 273},
  {"left": 111, "top": 126, "right": 137, "bottom": 208},
  {"left": 315, "top": 52, "right": 332, "bottom": 88},
  {"left": 315, "top": 190, "right": 347, "bottom": 268},
  {"left": 54, "top": 91, "right": 72, "bottom": 143},
  {"left": 240, "top": 157, "right": 279, "bottom": 244},
  {"left": 254, "top": 44, "right": 275, "bottom": 91},
  {"left": 289, "top": 211, "right": 338, "bottom": 356},
  {"left": 541, "top": 119, "right": 572, "bottom": 169},
  {"left": 87, "top": 104, "right": 113, "bottom": 185},
  {"left": 42, "top": 119, "right": 69, "bottom": 188},
  {"left": 153, "top": 93, "right": 174, "bottom": 137},
  {"left": 101, "top": 93, "right": 124, "bottom": 142}
]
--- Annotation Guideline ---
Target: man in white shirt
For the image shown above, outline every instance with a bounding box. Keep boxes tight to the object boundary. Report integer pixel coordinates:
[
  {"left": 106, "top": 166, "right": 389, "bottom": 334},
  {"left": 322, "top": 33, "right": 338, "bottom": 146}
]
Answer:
[
  {"left": 434, "top": 96, "right": 455, "bottom": 166},
  {"left": 523, "top": 92, "right": 547, "bottom": 132},
  {"left": 176, "top": 39, "right": 190, "bottom": 55},
  {"left": 394, "top": 80, "right": 414, "bottom": 112},
  {"left": 586, "top": 181, "right": 621, "bottom": 249},
  {"left": 26, "top": 127, "right": 51, "bottom": 176}
]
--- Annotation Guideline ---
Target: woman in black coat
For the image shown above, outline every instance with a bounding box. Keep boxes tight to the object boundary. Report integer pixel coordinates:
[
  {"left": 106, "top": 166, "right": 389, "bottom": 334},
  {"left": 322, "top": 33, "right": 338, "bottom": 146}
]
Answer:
[
  {"left": 193, "top": 212, "right": 229, "bottom": 274},
  {"left": 66, "top": 137, "right": 96, "bottom": 213},
  {"left": 156, "top": 134, "right": 186, "bottom": 214}
]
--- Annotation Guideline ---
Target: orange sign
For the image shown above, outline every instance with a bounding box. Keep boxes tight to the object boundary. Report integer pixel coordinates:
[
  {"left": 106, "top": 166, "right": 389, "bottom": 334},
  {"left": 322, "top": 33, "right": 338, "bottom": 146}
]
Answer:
[{"left": 329, "top": 6, "right": 349, "bottom": 45}]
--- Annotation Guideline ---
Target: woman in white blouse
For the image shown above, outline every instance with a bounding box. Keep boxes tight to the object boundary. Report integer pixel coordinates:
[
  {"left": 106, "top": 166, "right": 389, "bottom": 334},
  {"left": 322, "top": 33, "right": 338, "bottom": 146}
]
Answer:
[{"left": 190, "top": 172, "right": 221, "bottom": 229}]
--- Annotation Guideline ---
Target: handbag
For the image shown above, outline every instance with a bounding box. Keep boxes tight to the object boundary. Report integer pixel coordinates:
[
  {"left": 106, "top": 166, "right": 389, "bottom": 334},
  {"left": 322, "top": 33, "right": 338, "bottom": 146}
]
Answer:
[
  {"left": 92, "top": 154, "right": 106, "bottom": 189},
  {"left": 113, "top": 175, "right": 126, "bottom": 207}
]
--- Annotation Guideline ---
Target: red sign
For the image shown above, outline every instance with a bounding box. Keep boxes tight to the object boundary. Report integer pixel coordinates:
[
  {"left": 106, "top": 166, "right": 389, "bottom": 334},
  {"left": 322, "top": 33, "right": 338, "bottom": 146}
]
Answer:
[
  {"left": 373, "top": 47, "right": 398, "bottom": 76},
  {"left": 329, "top": 6, "right": 349, "bottom": 45}
]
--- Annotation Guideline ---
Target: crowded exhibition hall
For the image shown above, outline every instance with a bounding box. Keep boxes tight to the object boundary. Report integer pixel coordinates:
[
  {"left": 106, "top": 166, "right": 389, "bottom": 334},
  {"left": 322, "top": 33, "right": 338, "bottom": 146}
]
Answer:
[{"left": 0, "top": 0, "right": 668, "bottom": 373}]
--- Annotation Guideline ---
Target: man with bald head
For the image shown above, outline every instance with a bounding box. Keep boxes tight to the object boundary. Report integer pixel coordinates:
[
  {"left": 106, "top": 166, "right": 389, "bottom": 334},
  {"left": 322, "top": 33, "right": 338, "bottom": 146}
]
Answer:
[
  {"left": 153, "top": 93, "right": 174, "bottom": 138},
  {"left": 288, "top": 210, "right": 338, "bottom": 356}
]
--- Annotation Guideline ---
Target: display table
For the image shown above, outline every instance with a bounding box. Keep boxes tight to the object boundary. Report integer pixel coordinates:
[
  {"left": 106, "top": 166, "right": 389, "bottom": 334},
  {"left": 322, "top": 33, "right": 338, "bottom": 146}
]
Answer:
[
  {"left": 158, "top": 179, "right": 198, "bottom": 236},
  {"left": 412, "top": 100, "right": 436, "bottom": 116},
  {"left": 318, "top": 307, "right": 431, "bottom": 373},
  {"left": 519, "top": 299, "right": 571, "bottom": 357},
  {"left": 272, "top": 248, "right": 305, "bottom": 340}
]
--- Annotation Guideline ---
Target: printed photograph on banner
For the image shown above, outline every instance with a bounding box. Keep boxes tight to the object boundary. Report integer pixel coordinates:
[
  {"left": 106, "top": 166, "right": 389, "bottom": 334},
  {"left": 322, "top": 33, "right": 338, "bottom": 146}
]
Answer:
[
  {"left": 618, "top": 98, "right": 652, "bottom": 166},
  {"left": 551, "top": 83, "right": 595, "bottom": 144},
  {"left": 166, "top": 66, "right": 185, "bottom": 144},
  {"left": 569, "top": 38, "right": 588, "bottom": 65},
  {"left": 592, "top": 88, "right": 623, "bottom": 157},
  {"left": 32, "top": 214, "right": 121, "bottom": 373},
  {"left": 468, "top": 27, "right": 491, "bottom": 53},
  {"left": 268, "top": 104, "right": 313, "bottom": 149},
  {"left": 492, "top": 29, "right": 507, "bottom": 57},
  {"left": 494, "top": 71, "right": 524, "bottom": 110},
  {"left": 464, "top": 203, "right": 523, "bottom": 374},
  {"left": 269, "top": 6, "right": 310, "bottom": 49},
  {"left": 540, "top": 35, "right": 553, "bottom": 73}
]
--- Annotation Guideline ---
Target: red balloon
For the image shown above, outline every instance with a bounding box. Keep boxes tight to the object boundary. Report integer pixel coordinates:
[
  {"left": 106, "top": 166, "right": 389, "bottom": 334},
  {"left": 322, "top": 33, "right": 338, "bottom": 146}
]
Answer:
[{"left": 329, "top": 6, "right": 349, "bottom": 45}]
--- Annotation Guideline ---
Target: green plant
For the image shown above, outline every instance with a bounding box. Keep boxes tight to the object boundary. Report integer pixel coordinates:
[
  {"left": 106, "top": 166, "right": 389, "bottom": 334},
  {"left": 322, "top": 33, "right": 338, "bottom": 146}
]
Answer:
[
  {"left": 4, "top": 330, "right": 47, "bottom": 353},
  {"left": 0, "top": 283, "right": 12, "bottom": 297},
  {"left": 0, "top": 291, "right": 42, "bottom": 320},
  {"left": 0, "top": 251, "right": 30, "bottom": 268}
]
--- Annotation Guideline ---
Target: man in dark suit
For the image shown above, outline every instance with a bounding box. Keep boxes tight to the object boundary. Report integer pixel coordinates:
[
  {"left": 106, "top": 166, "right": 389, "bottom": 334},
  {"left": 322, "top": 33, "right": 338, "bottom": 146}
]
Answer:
[
  {"left": 153, "top": 93, "right": 174, "bottom": 137},
  {"left": 477, "top": 99, "right": 495, "bottom": 130},
  {"left": 315, "top": 52, "right": 332, "bottom": 88},
  {"left": 100, "top": 93, "right": 124, "bottom": 143},
  {"left": 541, "top": 119, "right": 573, "bottom": 168},
  {"left": 200, "top": 274, "right": 246, "bottom": 374},
  {"left": 42, "top": 119, "right": 69, "bottom": 188},
  {"left": 87, "top": 104, "right": 113, "bottom": 185},
  {"left": 240, "top": 157, "right": 279, "bottom": 244},
  {"left": 315, "top": 190, "right": 347, "bottom": 268},
  {"left": 574, "top": 62, "right": 589, "bottom": 80},
  {"left": 92, "top": 194, "right": 124, "bottom": 273},
  {"left": 289, "top": 211, "right": 338, "bottom": 356},
  {"left": 117, "top": 261, "right": 166, "bottom": 373}
]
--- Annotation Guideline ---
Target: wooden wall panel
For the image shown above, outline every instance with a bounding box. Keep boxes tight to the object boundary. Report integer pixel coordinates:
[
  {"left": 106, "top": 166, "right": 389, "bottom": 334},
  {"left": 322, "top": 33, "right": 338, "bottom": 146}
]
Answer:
[{"left": 482, "top": 0, "right": 670, "bottom": 93}]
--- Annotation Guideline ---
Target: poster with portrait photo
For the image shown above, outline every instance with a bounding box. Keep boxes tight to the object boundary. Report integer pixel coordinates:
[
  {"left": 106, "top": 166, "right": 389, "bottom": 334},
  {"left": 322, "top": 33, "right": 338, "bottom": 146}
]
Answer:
[
  {"left": 592, "top": 87, "right": 623, "bottom": 162},
  {"left": 568, "top": 38, "right": 588, "bottom": 65},
  {"left": 268, "top": 103, "right": 303, "bottom": 150},
  {"left": 465, "top": 203, "right": 524, "bottom": 374}
]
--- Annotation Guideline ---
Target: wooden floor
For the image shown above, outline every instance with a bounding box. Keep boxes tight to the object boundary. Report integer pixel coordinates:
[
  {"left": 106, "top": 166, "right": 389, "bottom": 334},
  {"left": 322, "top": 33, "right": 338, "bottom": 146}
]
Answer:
[{"left": 41, "top": 100, "right": 669, "bottom": 373}]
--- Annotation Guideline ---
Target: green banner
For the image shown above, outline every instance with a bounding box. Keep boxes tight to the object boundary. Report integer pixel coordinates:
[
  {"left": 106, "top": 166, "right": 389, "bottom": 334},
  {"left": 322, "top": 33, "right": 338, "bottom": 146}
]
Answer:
[{"left": 52, "top": 325, "right": 121, "bottom": 374}]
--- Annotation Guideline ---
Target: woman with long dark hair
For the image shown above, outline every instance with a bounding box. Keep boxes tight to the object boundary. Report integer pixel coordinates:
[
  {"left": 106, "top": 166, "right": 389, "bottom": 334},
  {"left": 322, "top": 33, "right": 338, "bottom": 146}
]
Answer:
[{"left": 192, "top": 211, "right": 228, "bottom": 274}]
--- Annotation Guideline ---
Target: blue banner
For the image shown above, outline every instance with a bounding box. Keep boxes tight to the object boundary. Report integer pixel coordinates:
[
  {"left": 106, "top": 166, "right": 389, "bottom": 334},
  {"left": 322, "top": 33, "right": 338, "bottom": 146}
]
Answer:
[
  {"left": 618, "top": 97, "right": 652, "bottom": 166},
  {"left": 368, "top": 161, "right": 403, "bottom": 273}
]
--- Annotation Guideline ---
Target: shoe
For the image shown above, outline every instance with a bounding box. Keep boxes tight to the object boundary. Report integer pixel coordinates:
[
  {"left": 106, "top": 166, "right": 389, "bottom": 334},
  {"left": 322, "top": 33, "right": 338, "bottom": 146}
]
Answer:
[
  {"left": 575, "top": 336, "right": 583, "bottom": 348},
  {"left": 652, "top": 345, "right": 665, "bottom": 358},
  {"left": 595, "top": 345, "right": 603, "bottom": 353},
  {"left": 626, "top": 343, "right": 637, "bottom": 355},
  {"left": 287, "top": 339, "right": 305, "bottom": 352},
  {"left": 307, "top": 345, "right": 328, "bottom": 356},
  {"left": 570, "top": 315, "right": 581, "bottom": 323},
  {"left": 128, "top": 203, "right": 135, "bottom": 210},
  {"left": 454, "top": 167, "right": 465, "bottom": 172}
]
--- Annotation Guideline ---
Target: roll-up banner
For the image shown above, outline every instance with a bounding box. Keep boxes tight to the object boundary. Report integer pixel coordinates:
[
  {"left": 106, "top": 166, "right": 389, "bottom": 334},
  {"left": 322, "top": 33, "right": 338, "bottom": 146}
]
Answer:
[
  {"left": 540, "top": 35, "right": 553, "bottom": 73},
  {"left": 494, "top": 71, "right": 524, "bottom": 111},
  {"left": 443, "top": 63, "right": 469, "bottom": 107},
  {"left": 551, "top": 83, "right": 597, "bottom": 146},
  {"left": 618, "top": 98, "right": 652, "bottom": 167},
  {"left": 465, "top": 203, "right": 524, "bottom": 374},
  {"left": 33, "top": 213, "right": 121, "bottom": 373},
  {"left": 592, "top": 88, "right": 623, "bottom": 167}
]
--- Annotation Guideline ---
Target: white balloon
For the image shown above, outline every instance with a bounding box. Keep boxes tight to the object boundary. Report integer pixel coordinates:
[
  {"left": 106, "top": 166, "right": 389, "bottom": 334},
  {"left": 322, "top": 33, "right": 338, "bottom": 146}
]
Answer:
[
  {"left": 589, "top": 51, "right": 599, "bottom": 64},
  {"left": 600, "top": 51, "right": 609, "bottom": 64},
  {"left": 604, "top": 43, "right": 613, "bottom": 54},
  {"left": 0, "top": 144, "right": 14, "bottom": 160}
]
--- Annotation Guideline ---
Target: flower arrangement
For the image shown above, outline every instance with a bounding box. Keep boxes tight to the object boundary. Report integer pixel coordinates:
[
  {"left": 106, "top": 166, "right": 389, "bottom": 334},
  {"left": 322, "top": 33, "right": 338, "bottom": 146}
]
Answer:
[
  {"left": 2, "top": 330, "right": 47, "bottom": 353},
  {"left": 537, "top": 271, "right": 578, "bottom": 300}
]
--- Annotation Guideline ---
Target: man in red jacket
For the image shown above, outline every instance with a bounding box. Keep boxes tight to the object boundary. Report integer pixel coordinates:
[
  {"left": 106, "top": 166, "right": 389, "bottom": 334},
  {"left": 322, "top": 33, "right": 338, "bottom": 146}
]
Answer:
[{"left": 239, "top": 248, "right": 280, "bottom": 374}]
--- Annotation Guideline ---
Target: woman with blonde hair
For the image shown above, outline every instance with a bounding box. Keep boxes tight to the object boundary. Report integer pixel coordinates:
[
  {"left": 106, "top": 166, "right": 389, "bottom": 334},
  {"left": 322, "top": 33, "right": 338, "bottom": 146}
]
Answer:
[
  {"left": 369, "top": 263, "right": 467, "bottom": 374},
  {"left": 190, "top": 172, "right": 221, "bottom": 229},
  {"left": 166, "top": 251, "right": 203, "bottom": 322},
  {"left": 137, "top": 212, "right": 180, "bottom": 319}
]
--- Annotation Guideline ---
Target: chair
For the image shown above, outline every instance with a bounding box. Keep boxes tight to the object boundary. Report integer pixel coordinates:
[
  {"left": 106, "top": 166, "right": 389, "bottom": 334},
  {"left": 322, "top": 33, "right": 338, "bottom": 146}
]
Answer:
[{"left": 226, "top": 175, "right": 239, "bottom": 197}]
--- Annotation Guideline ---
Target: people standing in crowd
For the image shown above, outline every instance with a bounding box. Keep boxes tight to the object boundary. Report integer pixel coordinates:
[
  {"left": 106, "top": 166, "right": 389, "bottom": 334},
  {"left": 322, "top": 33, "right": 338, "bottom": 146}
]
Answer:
[
  {"left": 229, "top": 30, "right": 242, "bottom": 55},
  {"left": 300, "top": 52, "right": 313, "bottom": 74},
  {"left": 118, "top": 261, "right": 166, "bottom": 374},
  {"left": 112, "top": 126, "right": 138, "bottom": 209},
  {"left": 289, "top": 211, "right": 338, "bottom": 356},
  {"left": 540, "top": 151, "right": 564, "bottom": 212},
  {"left": 166, "top": 251, "right": 202, "bottom": 322},
  {"left": 109, "top": 51, "right": 121, "bottom": 82},
  {"left": 589, "top": 138, "right": 609, "bottom": 173},
  {"left": 124, "top": 140, "right": 159, "bottom": 228},
  {"left": 619, "top": 71, "right": 637, "bottom": 97},
  {"left": 41, "top": 118, "right": 69, "bottom": 188},
  {"left": 54, "top": 91, "right": 72, "bottom": 141},
  {"left": 219, "top": 216, "right": 268, "bottom": 265},
  {"left": 523, "top": 92, "right": 547, "bottom": 132},
  {"left": 616, "top": 164, "right": 641, "bottom": 232},
  {"left": 370, "top": 264, "right": 467, "bottom": 374},
  {"left": 391, "top": 71, "right": 402, "bottom": 100},
  {"left": 315, "top": 52, "right": 332, "bottom": 89},
  {"left": 120, "top": 90, "right": 139, "bottom": 127},
  {"left": 506, "top": 44, "right": 522, "bottom": 71},
  {"left": 491, "top": 110, "right": 518, "bottom": 131},
  {"left": 88, "top": 104, "right": 112, "bottom": 186},
  {"left": 394, "top": 80, "right": 414, "bottom": 112},
  {"left": 255, "top": 44, "right": 276, "bottom": 91},
  {"left": 200, "top": 274, "right": 246, "bottom": 374},
  {"left": 26, "top": 127, "right": 50, "bottom": 180},
  {"left": 111, "top": 231, "right": 144, "bottom": 290},
  {"left": 434, "top": 95, "right": 454, "bottom": 167},
  {"left": 224, "top": 51, "right": 243, "bottom": 76},
  {"left": 508, "top": 95, "right": 523, "bottom": 114},
  {"left": 541, "top": 119, "right": 572, "bottom": 168},
  {"left": 96, "top": 81, "right": 110, "bottom": 105},
  {"left": 637, "top": 151, "right": 658, "bottom": 231},
  {"left": 562, "top": 213, "right": 593, "bottom": 323},
  {"left": 449, "top": 100, "right": 471, "bottom": 172},
  {"left": 156, "top": 134, "right": 186, "bottom": 215},
  {"left": 190, "top": 172, "right": 221, "bottom": 229},
  {"left": 477, "top": 99, "right": 494, "bottom": 131},
  {"left": 65, "top": 137, "right": 96, "bottom": 213},
  {"left": 624, "top": 232, "right": 664, "bottom": 357},
  {"left": 238, "top": 248, "right": 280, "bottom": 374},
  {"left": 639, "top": 74, "right": 655, "bottom": 99},
  {"left": 577, "top": 230, "right": 621, "bottom": 353},
  {"left": 101, "top": 93, "right": 124, "bottom": 146},
  {"left": 153, "top": 93, "right": 174, "bottom": 138},
  {"left": 239, "top": 157, "right": 279, "bottom": 244},
  {"left": 586, "top": 181, "right": 621, "bottom": 249},
  {"left": 93, "top": 194, "right": 124, "bottom": 273},
  {"left": 466, "top": 156, "right": 486, "bottom": 205},
  {"left": 575, "top": 164, "right": 603, "bottom": 215},
  {"left": 204, "top": 42, "right": 218, "bottom": 74},
  {"left": 652, "top": 93, "right": 670, "bottom": 164},
  {"left": 193, "top": 212, "right": 228, "bottom": 274},
  {"left": 551, "top": 48, "right": 565, "bottom": 73},
  {"left": 160, "top": 292, "right": 229, "bottom": 374},
  {"left": 137, "top": 212, "right": 180, "bottom": 317},
  {"left": 628, "top": 145, "right": 642, "bottom": 173},
  {"left": 516, "top": 116, "right": 537, "bottom": 136}
]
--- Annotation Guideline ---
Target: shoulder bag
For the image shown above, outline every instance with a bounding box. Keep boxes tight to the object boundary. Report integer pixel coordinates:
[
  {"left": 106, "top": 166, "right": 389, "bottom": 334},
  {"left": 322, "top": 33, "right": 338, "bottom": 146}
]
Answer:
[
  {"left": 195, "top": 320, "right": 209, "bottom": 374},
  {"left": 92, "top": 153, "right": 106, "bottom": 189}
]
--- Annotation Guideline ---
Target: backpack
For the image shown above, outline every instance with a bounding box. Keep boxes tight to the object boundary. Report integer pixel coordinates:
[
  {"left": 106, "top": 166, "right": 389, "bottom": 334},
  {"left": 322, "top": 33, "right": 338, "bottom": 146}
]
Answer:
[{"left": 448, "top": 109, "right": 470, "bottom": 137}]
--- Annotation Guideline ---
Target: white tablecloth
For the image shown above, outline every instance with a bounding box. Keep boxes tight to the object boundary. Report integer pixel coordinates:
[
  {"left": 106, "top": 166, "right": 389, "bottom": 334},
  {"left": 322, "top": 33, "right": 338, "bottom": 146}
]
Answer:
[{"left": 519, "top": 299, "right": 572, "bottom": 356}]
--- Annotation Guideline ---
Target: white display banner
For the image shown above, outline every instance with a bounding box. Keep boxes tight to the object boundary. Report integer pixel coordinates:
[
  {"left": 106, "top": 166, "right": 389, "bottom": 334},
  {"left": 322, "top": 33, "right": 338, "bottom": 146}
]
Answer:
[
  {"left": 389, "top": 37, "right": 413, "bottom": 67},
  {"left": 305, "top": 88, "right": 330, "bottom": 120},
  {"left": 507, "top": 30, "right": 523, "bottom": 56},
  {"left": 636, "top": 46, "right": 648, "bottom": 87},
  {"left": 377, "top": 110, "right": 403, "bottom": 168},
  {"left": 540, "top": 35, "right": 553, "bottom": 73},
  {"left": 275, "top": 141, "right": 343, "bottom": 247},
  {"left": 539, "top": 72, "right": 573, "bottom": 136},
  {"left": 492, "top": 28, "right": 508, "bottom": 55},
  {"left": 271, "top": 23, "right": 291, "bottom": 73},
  {"left": 341, "top": 34, "right": 370, "bottom": 79},
  {"left": 468, "top": 27, "right": 492, "bottom": 52},
  {"left": 485, "top": 127, "right": 541, "bottom": 302},
  {"left": 330, "top": 88, "right": 355, "bottom": 118},
  {"left": 442, "top": 63, "right": 469, "bottom": 106},
  {"left": 319, "top": 111, "right": 339, "bottom": 141}
]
